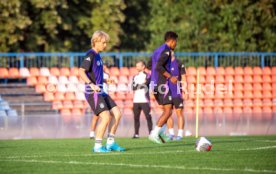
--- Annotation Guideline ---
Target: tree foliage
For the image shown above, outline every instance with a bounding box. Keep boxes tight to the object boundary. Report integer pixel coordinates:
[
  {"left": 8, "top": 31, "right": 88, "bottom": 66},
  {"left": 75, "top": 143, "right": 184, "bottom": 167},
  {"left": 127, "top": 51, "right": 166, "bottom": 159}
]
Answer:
[
  {"left": 0, "top": 0, "right": 125, "bottom": 52},
  {"left": 0, "top": 0, "right": 275, "bottom": 52},
  {"left": 147, "top": 0, "right": 276, "bottom": 52}
]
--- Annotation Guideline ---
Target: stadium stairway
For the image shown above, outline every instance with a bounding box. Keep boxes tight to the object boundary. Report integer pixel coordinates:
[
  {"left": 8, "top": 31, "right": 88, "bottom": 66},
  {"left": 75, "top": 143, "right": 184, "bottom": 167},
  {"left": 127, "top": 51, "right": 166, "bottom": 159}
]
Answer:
[{"left": 0, "top": 83, "right": 57, "bottom": 115}]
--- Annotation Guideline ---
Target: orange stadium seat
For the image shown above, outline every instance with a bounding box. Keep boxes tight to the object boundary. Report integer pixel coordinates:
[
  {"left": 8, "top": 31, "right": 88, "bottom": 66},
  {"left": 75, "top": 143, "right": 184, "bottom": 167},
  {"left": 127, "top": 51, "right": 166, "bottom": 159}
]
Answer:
[
  {"left": 253, "top": 90, "right": 262, "bottom": 99},
  {"left": 224, "top": 91, "right": 234, "bottom": 99},
  {"left": 214, "top": 99, "right": 223, "bottom": 107},
  {"left": 263, "top": 99, "right": 272, "bottom": 107},
  {"left": 234, "top": 75, "right": 243, "bottom": 83},
  {"left": 263, "top": 83, "right": 272, "bottom": 91},
  {"left": 9, "top": 68, "right": 20, "bottom": 78},
  {"left": 197, "top": 67, "right": 206, "bottom": 76},
  {"left": 263, "top": 91, "right": 272, "bottom": 99},
  {"left": 204, "top": 99, "right": 214, "bottom": 107},
  {"left": 216, "top": 67, "right": 225, "bottom": 76},
  {"left": 120, "top": 67, "right": 130, "bottom": 76},
  {"left": 243, "top": 91, "right": 253, "bottom": 99},
  {"left": 187, "top": 76, "right": 196, "bottom": 84},
  {"left": 19, "top": 68, "right": 30, "bottom": 77},
  {"left": 55, "top": 92, "right": 65, "bottom": 101},
  {"left": 263, "top": 67, "right": 271, "bottom": 75},
  {"left": 44, "top": 92, "right": 54, "bottom": 101},
  {"left": 198, "top": 75, "right": 206, "bottom": 84},
  {"left": 253, "top": 67, "right": 262, "bottom": 75},
  {"left": 225, "top": 75, "right": 234, "bottom": 83},
  {"left": 206, "top": 67, "right": 216, "bottom": 76},
  {"left": 253, "top": 83, "right": 262, "bottom": 90},
  {"left": 224, "top": 99, "right": 233, "bottom": 107},
  {"left": 50, "top": 67, "right": 60, "bottom": 76},
  {"left": 0, "top": 68, "right": 8, "bottom": 78},
  {"left": 35, "top": 84, "right": 46, "bottom": 93},
  {"left": 29, "top": 67, "right": 40, "bottom": 77},
  {"left": 234, "top": 67, "right": 244, "bottom": 75},
  {"left": 272, "top": 76, "right": 276, "bottom": 83},
  {"left": 37, "top": 76, "right": 48, "bottom": 85},
  {"left": 244, "top": 75, "right": 253, "bottom": 83},
  {"left": 263, "top": 75, "right": 272, "bottom": 83},
  {"left": 234, "top": 83, "right": 243, "bottom": 91},
  {"left": 110, "top": 67, "right": 120, "bottom": 76},
  {"left": 233, "top": 99, "right": 243, "bottom": 107},
  {"left": 253, "top": 75, "right": 262, "bottom": 83},
  {"left": 253, "top": 99, "right": 262, "bottom": 107},
  {"left": 187, "top": 67, "right": 197, "bottom": 76},
  {"left": 129, "top": 67, "right": 137, "bottom": 76},
  {"left": 60, "top": 67, "right": 70, "bottom": 76},
  {"left": 225, "top": 67, "right": 234, "bottom": 75},
  {"left": 244, "top": 67, "right": 253, "bottom": 75},
  {"left": 244, "top": 83, "right": 253, "bottom": 91},
  {"left": 65, "top": 92, "right": 75, "bottom": 101},
  {"left": 272, "top": 67, "right": 276, "bottom": 75},
  {"left": 205, "top": 75, "right": 215, "bottom": 84},
  {"left": 70, "top": 67, "right": 79, "bottom": 76},
  {"left": 215, "top": 75, "right": 224, "bottom": 84},
  {"left": 234, "top": 91, "right": 243, "bottom": 99},
  {"left": 244, "top": 99, "right": 253, "bottom": 107},
  {"left": 27, "top": 77, "right": 37, "bottom": 86}
]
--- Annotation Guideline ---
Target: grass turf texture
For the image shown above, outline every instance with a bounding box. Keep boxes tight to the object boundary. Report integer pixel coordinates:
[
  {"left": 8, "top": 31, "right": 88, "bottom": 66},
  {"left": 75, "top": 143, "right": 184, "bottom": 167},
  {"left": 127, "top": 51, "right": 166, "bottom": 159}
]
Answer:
[{"left": 0, "top": 136, "right": 276, "bottom": 174}]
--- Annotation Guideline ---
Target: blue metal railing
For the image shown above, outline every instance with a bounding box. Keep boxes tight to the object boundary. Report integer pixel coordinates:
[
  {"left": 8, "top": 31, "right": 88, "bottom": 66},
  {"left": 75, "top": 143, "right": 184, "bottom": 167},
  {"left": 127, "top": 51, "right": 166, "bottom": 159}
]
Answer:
[{"left": 0, "top": 52, "right": 276, "bottom": 68}]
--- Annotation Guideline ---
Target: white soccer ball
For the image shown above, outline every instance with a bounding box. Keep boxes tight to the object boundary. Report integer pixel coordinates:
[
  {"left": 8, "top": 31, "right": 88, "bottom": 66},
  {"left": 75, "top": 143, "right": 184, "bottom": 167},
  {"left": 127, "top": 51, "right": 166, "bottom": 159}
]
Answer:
[{"left": 195, "top": 137, "right": 212, "bottom": 152}]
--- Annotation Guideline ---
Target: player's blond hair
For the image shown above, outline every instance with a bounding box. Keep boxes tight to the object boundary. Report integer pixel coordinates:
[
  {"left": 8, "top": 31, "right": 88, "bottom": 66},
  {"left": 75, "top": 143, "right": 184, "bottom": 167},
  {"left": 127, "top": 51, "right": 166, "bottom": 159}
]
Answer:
[{"left": 91, "top": 31, "right": 110, "bottom": 47}]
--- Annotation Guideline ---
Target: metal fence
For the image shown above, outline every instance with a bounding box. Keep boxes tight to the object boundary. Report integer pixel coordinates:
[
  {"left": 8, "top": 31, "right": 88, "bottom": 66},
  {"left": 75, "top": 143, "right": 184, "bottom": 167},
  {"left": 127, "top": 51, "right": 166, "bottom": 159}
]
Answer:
[{"left": 0, "top": 52, "right": 276, "bottom": 68}]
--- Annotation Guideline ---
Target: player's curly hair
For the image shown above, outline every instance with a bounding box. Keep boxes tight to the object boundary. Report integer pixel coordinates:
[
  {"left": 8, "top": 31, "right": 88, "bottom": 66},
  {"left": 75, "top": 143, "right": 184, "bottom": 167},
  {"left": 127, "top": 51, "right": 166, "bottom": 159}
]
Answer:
[
  {"left": 91, "top": 31, "right": 110, "bottom": 47},
  {"left": 164, "top": 31, "right": 178, "bottom": 42}
]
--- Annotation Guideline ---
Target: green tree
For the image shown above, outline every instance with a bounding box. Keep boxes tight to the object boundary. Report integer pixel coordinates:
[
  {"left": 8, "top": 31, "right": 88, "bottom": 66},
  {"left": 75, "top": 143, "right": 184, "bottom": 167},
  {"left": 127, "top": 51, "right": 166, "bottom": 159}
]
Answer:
[
  {"left": 0, "top": 0, "right": 126, "bottom": 52},
  {"left": 119, "top": 0, "right": 150, "bottom": 51},
  {"left": 147, "top": 0, "right": 276, "bottom": 52}
]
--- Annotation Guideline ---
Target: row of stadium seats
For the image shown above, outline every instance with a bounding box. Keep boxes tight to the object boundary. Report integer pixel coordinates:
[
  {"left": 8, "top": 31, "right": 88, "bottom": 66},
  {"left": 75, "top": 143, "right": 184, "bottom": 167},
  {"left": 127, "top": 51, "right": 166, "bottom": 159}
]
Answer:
[
  {"left": 0, "top": 67, "right": 137, "bottom": 78},
  {"left": 1, "top": 66, "right": 276, "bottom": 78}
]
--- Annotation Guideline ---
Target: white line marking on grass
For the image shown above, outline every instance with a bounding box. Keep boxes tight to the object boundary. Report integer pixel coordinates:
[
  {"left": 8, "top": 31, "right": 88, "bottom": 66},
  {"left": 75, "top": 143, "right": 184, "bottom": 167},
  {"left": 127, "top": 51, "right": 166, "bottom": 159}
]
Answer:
[
  {"left": 0, "top": 159, "right": 275, "bottom": 173},
  {"left": 238, "top": 145, "right": 276, "bottom": 151},
  {"left": 0, "top": 150, "right": 195, "bottom": 159},
  {"left": 255, "top": 140, "right": 276, "bottom": 143}
]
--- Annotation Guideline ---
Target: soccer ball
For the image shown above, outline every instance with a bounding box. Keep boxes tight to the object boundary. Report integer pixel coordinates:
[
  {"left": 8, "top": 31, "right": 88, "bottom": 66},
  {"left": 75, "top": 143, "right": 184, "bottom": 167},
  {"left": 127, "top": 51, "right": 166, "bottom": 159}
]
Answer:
[{"left": 195, "top": 137, "right": 212, "bottom": 152}]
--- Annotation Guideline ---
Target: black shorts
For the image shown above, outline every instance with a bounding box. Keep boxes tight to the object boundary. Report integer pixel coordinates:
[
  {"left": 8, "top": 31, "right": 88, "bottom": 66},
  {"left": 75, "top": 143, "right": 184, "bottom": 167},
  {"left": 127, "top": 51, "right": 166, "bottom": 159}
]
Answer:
[
  {"left": 85, "top": 93, "right": 117, "bottom": 116},
  {"left": 172, "top": 97, "right": 184, "bottom": 109},
  {"left": 153, "top": 86, "right": 173, "bottom": 105}
]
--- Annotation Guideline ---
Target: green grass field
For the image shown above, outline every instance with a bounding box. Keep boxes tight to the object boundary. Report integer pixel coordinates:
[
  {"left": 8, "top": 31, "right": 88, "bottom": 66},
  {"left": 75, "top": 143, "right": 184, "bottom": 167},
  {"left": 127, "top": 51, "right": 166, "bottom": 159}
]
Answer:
[{"left": 0, "top": 136, "right": 276, "bottom": 174}]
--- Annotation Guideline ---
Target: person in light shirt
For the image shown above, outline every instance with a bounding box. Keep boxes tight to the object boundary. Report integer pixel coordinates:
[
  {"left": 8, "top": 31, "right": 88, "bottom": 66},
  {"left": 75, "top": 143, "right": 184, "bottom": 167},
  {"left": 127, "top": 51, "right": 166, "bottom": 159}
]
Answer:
[{"left": 131, "top": 61, "right": 152, "bottom": 138}]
